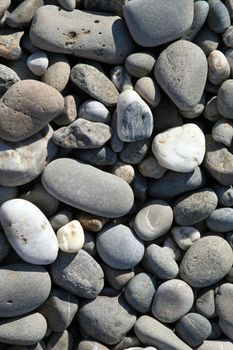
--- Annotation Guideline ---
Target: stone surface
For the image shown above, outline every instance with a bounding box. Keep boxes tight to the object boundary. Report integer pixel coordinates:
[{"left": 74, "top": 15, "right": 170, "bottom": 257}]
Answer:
[
  {"left": 208, "top": 0, "right": 231, "bottom": 33},
  {"left": 216, "top": 283, "right": 233, "bottom": 327},
  {"left": 134, "top": 200, "right": 173, "bottom": 241},
  {"left": 41, "top": 54, "right": 70, "bottom": 92},
  {"left": 125, "top": 53, "right": 155, "bottom": 78},
  {"left": 0, "top": 0, "right": 10, "bottom": 19},
  {"left": 47, "top": 330, "right": 73, "bottom": 350},
  {"left": 42, "top": 158, "right": 134, "bottom": 218},
  {"left": 50, "top": 210, "right": 73, "bottom": 231},
  {"left": 206, "top": 208, "right": 233, "bottom": 232},
  {"left": 0, "top": 29, "right": 24, "bottom": 61},
  {"left": 208, "top": 50, "right": 230, "bottom": 85},
  {"left": 75, "top": 146, "right": 117, "bottom": 166},
  {"left": 6, "top": 0, "right": 43, "bottom": 28},
  {"left": 212, "top": 118, "right": 233, "bottom": 146},
  {"left": 30, "top": 5, "right": 135, "bottom": 64},
  {"left": 138, "top": 157, "right": 166, "bottom": 179},
  {"left": 50, "top": 249, "right": 104, "bottom": 299},
  {"left": 180, "top": 236, "right": 233, "bottom": 287},
  {"left": 196, "top": 288, "right": 216, "bottom": 319},
  {"left": 77, "top": 212, "right": 107, "bottom": 233},
  {"left": 111, "top": 161, "right": 135, "bottom": 184},
  {"left": 77, "top": 296, "right": 136, "bottom": 345},
  {"left": 27, "top": 50, "right": 49, "bottom": 76},
  {"left": 217, "top": 80, "right": 233, "bottom": 119},
  {"left": 54, "top": 95, "right": 78, "bottom": 126},
  {"left": 78, "top": 340, "right": 109, "bottom": 350},
  {"left": 123, "top": 0, "right": 194, "bottom": 47},
  {"left": 152, "top": 124, "right": 205, "bottom": 172},
  {"left": 57, "top": 220, "right": 85, "bottom": 253},
  {"left": 214, "top": 185, "right": 233, "bottom": 206},
  {"left": 96, "top": 224, "right": 144, "bottom": 269},
  {"left": 79, "top": 100, "right": 110, "bottom": 124},
  {"left": 0, "top": 64, "right": 20, "bottom": 94},
  {"left": 0, "top": 80, "right": 64, "bottom": 142},
  {"left": 171, "top": 226, "right": 201, "bottom": 250},
  {"left": 154, "top": 41, "right": 207, "bottom": 110},
  {"left": 182, "top": 1, "right": 209, "bottom": 41},
  {"left": 197, "top": 341, "right": 233, "bottom": 350}
]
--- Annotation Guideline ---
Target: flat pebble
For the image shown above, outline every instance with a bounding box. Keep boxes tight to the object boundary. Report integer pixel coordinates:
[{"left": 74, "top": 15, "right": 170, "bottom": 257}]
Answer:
[
  {"left": 57, "top": 220, "right": 84, "bottom": 253},
  {"left": 173, "top": 188, "right": 218, "bottom": 225},
  {"left": 172, "top": 226, "right": 201, "bottom": 250},
  {"left": 50, "top": 249, "right": 104, "bottom": 299},
  {"left": 77, "top": 212, "right": 107, "bottom": 233},
  {"left": 138, "top": 157, "right": 166, "bottom": 179},
  {"left": 77, "top": 296, "right": 136, "bottom": 345},
  {"left": 78, "top": 100, "right": 110, "bottom": 124},
  {"left": 117, "top": 90, "right": 153, "bottom": 142},
  {"left": 196, "top": 288, "right": 216, "bottom": 319},
  {"left": 27, "top": 50, "right": 49, "bottom": 76},
  {"left": 180, "top": 236, "right": 233, "bottom": 287},
  {"left": 0, "top": 198, "right": 58, "bottom": 265},
  {"left": 96, "top": 224, "right": 144, "bottom": 270},
  {"left": 212, "top": 118, "right": 233, "bottom": 146},
  {"left": 206, "top": 208, "right": 233, "bottom": 232},
  {"left": 152, "top": 124, "right": 205, "bottom": 172},
  {"left": 134, "top": 200, "right": 173, "bottom": 241},
  {"left": 135, "top": 77, "right": 161, "bottom": 108},
  {"left": 103, "top": 263, "right": 134, "bottom": 291},
  {"left": 125, "top": 53, "right": 155, "bottom": 78},
  {"left": 41, "top": 54, "right": 70, "bottom": 92},
  {"left": 208, "top": 50, "right": 230, "bottom": 85},
  {"left": 42, "top": 158, "right": 134, "bottom": 218}
]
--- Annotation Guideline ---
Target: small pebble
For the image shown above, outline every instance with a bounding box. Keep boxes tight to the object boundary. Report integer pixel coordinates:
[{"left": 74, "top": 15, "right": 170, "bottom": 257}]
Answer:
[
  {"left": 125, "top": 52, "right": 155, "bottom": 78},
  {"left": 27, "top": 50, "right": 49, "bottom": 76},
  {"left": 103, "top": 263, "right": 134, "bottom": 291},
  {"left": 57, "top": 220, "right": 85, "bottom": 253},
  {"left": 50, "top": 210, "right": 73, "bottom": 231},
  {"left": 111, "top": 161, "right": 135, "bottom": 184},
  {"left": 54, "top": 95, "right": 78, "bottom": 126},
  {"left": 212, "top": 118, "right": 233, "bottom": 146},
  {"left": 214, "top": 184, "right": 233, "bottom": 206},
  {"left": 217, "top": 79, "right": 233, "bottom": 119},
  {"left": 196, "top": 288, "right": 216, "bottom": 319},
  {"left": 138, "top": 156, "right": 166, "bottom": 179},
  {"left": 172, "top": 226, "right": 201, "bottom": 250},
  {"left": 135, "top": 77, "right": 161, "bottom": 108},
  {"left": 41, "top": 54, "right": 70, "bottom": 92},
  {"left": 78, "top": 100, "right": 110, "bottom": 124},
  {"left": 110, "top": 65, "right": 133, "bottom": 92},
  {"left": 208, "top": 50, "right": 230, "bottom": 85},
  {"left": 57, "top": 0, "right": 76, "bottom": 11}
]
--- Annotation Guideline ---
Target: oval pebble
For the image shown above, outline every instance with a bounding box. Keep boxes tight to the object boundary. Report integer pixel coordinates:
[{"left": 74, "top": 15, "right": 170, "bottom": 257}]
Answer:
[
  {"left": 206, "top": 208, "right": 233, "bottom": 232},
  {"left": 217, "top": 80, "right": 233, "bottom": 119},
  {"left": 27, "top": 50, "right": 49, "bottom": 76},
  {"left": 171, "top": 226, "right": 201, "bottom": 250},
  {"left": 216, "top": 283, "right": 233, "bottom": 326},
  {"left": 208, "top": 0, "right": 231, "bottom": 33},
  {"left": 78, "top": 100, "right": 110, "bottom": 124},
  {"left": 125, "top": 52, "right": 155, "bottom": 78}
]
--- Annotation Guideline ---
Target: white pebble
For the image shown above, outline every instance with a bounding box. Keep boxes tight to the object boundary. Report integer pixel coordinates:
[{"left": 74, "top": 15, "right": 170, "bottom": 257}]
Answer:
[
  {"left": 152, "top": 124, "right": 206, "bottom": 172},
  {"left": 57, "top": 220, "right": 85, "bottom": 253},
  {"left": 172, "top": 226, "right": 201, "bottom": 250},
  {"left": 0, "top": 199, "right": 58, "bottom": 265},
  {"left": 78, "top": 100, "right": 110, "bottom": 124},
  {"left": 27, "top": 50, "right": 49, "bottom": 76}
]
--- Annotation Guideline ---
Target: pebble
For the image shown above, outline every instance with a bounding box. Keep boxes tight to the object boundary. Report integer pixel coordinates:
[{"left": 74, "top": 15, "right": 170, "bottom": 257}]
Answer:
[
  {"left": 172, "top": 226, "right": 201, "bottom": 250},
  {"left": 0, "top": 126, "right": 57, "bottom": 187},
  {"left": 207, "top": 0, "right": 231, "bottom": 34},
  {"left": 41, "top": 54, "right": 70, "bottom": 92},
  {"left": 77, "top": 212, "right": 107, "bottom": 233},
  {"left": 50, "top": 210, "right": 73, "bottom": 231},
  {"left": 42, "top": 158, "right": 134, "bottom": 218},
  {"left": 212, "top": 118, "right": 233, "bottom": 146},
  {"left": 125, "top": 53, "right": 155, "bottom": 78},
  {"left": 120, "top": 139, "right": 151, "bottom": 165},
  {"left": 138, "top": 156, "right": 166, "bottom": 179},
  {"left": 0, "top": 80, "right": 64, "bottom": 142},
  {"left": 111, "top": 110, "right": 124, "bottom": 153},
  {"left": 148, "top": 167, "right": 205, "bottom": 199},
  {"left": 173, "top": 188, "right": 218, "bottom": 225},
  {"left": 135, "top": 77, "right": 161, "bottom": 108},
  {"left": 124, "top": 273, "right": 157, "bottom": 313},
  {"left": 83, "top": 231, "right": 97, "bottom": 257},
  {"left": 103, "top": 263, "right": 134, "bottom": 291},
  {"left": 175, "top": 313, "right": 212, "bottom": 347},
  {"left": 204, "top": 96, "right": 220, "bottom": 121},
  {"left": 0, "top": 313, "right": 47, "bottom": 346},
  {"left": 194, "top": 25, "right": 219, "bottom": 56},
  {"left": 57, "top": 220, "right": 85, "bottom": 253},
  {"left": 39, "top": 288, "right": 78, "bottom": 332},
  {"left": 112, "top": 336, "right": 142, "bottom": 350},
  {"left": 71, "top": 63, "right": 119, "bottom": 106},
  {"left": 0, "top": 0, "right": 10, "bottom": 19},
  {"left": 75, "top": 146, "right": 118, "bottom": 166},
  {"left": 27, "top": 50, "right": 49, "bottom": 76},
  {"left": 78, "top": 100, "right": 110, "bottom": 124},
  {"left": 111, "top": 161, "right": 135, "bottom": 184},
  {"left": 154, "top": 40, "right": 207, "bottom": 110},
  {"left": 30, "top": 5, "right": 135, "bottom": 64},
  {"left": 0, "top": 28, "right": 24, "bottom": 60},
  {"left": 77, "top": 296, "right": 136, "bottom": 345},
  {"left": 0, "top": 262, "right": 51, "bottom": 317},
  {"left": 78, "top": 340, "right": 109, "bottom": 350},
  {"left": 197, "top": 341, "right": 233, "bottom": 350},
  {"left": 226, "top": 0, "right": 233, "bottom": 18},
  {"left": 208, "top": 50, "right": 230, "bottom": 85},
  {"left": 53, "top": 119, "right": 111, "bottom": 149},
  {"left": 110, "top": 65, "right": 133, "bottom": 92},
  {"left": 182, "top": 1, "right": 210, "bottom": 41},
  {"left": 180, "top": 236, "right": 233, "bottom": 287},
  {"left": 226, "top": 49, "right": 233, "bottom": 76},
  {"left": 123, "top": 0, "right": 194, "bottom": 47},
  {"left": 117, "top": 90, "right": 153, "bottom": 142},
  {"left": 6, "top": 0, "right": 43, "bottom": 28},
  {"left": 0, "top": 64, "right": 20, "bottom": 94},
  {"left": 0, "top": 198, "right": 58, "bottom": 265},
  {"left": 50, "top": 249, "right": 104, "bottom": 299},
  {"left": 142, "top": 244, "right": 179, "bottom": 280},
  {"left": 214, "top": 184, "right": 233, "bottom": 206},
  {"left": 47, "top": 330, "right": 73, "bottom": 350},
  {"left": 54, "top": 95, "right": 78, "bottom": 126},
  {"left": 152, "top": 124, "right": 205, "bottom": 172},
  {"left": 195, "top": 288, "right": 216, "bottom": 319},
  {"left": 134, "top": 200, "right": 173, "bottom": 241},
  {"left": 217, "top": 80, "right": 233, "bottom": 119},
  {"left": 223, "top": 26, "right": 233, "bottom": 48},
  {"left": 179, "top": 94, "right": 206, "bottom": 119},
  {"left": 134, "top": 315, "right": 192, "bottom": 350},
  {"left": 57, "top": 0, "right": 76, "bottom": 11},
  {"left": 206, "top": 208, "right": 233, "bottom": 232},
  {"left": 152, "top": 279, "right": 194, "bottom": 323},
  {"left": 216, "top": 283, "right": 233, "bottom": 327},
  {"left": 96, "top": 224, "right": 144, "bottom": 269}
]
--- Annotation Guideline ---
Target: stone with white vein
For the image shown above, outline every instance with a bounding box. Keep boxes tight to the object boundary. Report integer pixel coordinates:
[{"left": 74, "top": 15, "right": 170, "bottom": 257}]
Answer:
[{"left": 152, "top": 124, "right": 206, "bottom": 172}]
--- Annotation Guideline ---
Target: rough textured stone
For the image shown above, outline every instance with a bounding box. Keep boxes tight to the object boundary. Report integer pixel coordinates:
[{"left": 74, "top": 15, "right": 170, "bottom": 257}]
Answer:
[
  {"left": 180, "top": 236, "right": 233, "bottom": 287},
  {"left": 138, "top": 157, "right": 166, "bottom": 179},
  {"left": 216, "top": 283, "right": 233, "bottom": 326},
  {"left": 6, "top": 0, "right": 43, "bottom": 28},
  {"left": 30, "top": 5, "right": 135, "bottom": 64}
]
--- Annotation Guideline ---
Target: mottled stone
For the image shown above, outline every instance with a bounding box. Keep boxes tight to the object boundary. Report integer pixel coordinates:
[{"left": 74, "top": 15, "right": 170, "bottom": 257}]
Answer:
[
  {"left": 79, "top": 100, "right": 110, "bottom": 124},
  {"left": 0, "top": 28, "right": 24, "bottom": 60},
  {"left": 111, "top": 161, "right": 135, "bottom": 184},
  {"left": 0, "top": 64, "right": 20, "bottom": 94}
]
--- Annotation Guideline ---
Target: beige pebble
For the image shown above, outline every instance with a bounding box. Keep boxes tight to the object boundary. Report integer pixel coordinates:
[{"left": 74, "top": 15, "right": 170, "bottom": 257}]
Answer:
[
  {"left": 77, "top": 212, "right": 108, "bottom": 233},
  {"left": 57, "top": 220, "right": 84, "bottom": 253},
  {"left": 111, "top": 161, "right": 135, "bottom": 184},
  {"left": 208, "top": 50, "right": 230, "bottom": 85},
  {"left": 138, "top": 156, "right": 166, "bottom": 179}
]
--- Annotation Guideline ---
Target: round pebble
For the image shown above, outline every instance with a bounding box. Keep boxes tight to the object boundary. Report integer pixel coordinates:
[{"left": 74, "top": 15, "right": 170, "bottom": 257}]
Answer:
[
  {"left": 27, "top": 50, "right": 49, "bottom": 76},
  {"left": 171, "top": 226, "right": 201, "bottom": 250},
  {"left": 125, "top": 52, "right": 155, "bottom": 78},
  {"left": 206, "top": 208, "right": 233, "bottom": 232}
]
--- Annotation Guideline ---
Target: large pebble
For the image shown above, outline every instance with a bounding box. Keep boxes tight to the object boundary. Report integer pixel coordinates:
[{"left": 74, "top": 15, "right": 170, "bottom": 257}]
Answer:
[
  {"left": 0, "top": 262, "right": 51, "bottom": 317},
  {"left": 134, "top": 315, "right": 192, "bottom": 350},
  {"left": 77, "top": 296, "right": 136, "bottom": 345},
  {"left": 96, "top": 224, "right": 144, "bottom": 270},
  {"left": 42, "top": 158, "right": 134, "bottom": 218},
  {"left": 172, "top": 226, "right": 200, "bottom": 250},
  {"left": 152, "top": 279, "right": 194, "bottom": 323},
  {"left": 206, "top": 208, "right": 233, "bottom": 232},
  {"left": 123, "top": 0, "right": 194, "bottom": 47},
  {"left": 134, "top": 200, "right": 173, "bottom": 241},
  {"left": 0, "top": 80, "right": 64, "bottom": 141},
  {"left": 152, "top": 124, "right": 205, "bottom": 172},
  {"left": 154, "top": 41, "right": 207, "bottom": 110},
  {"left": 71, "top": 64, "right": 119, "bottom": 106},
  {"left": 30, "top": 5, "right": 135, "bottom": 64},
  {"left": 117, "top": 90, "right": 153, "bottom": 142},
  {"left": 0, "top": 199, "right": 58, "bottom": 265},
  {"left": 217, "top": 80, "right": 233, "bottom": 119},
  {"left": 173, "top": 188, "right": 218, "bottom": 225},
  {"left": 50, "top": 249, "right": 104, "bottom": 299},
  {"left": 180, "top": 236, "right": 233, "bottom": 287}
]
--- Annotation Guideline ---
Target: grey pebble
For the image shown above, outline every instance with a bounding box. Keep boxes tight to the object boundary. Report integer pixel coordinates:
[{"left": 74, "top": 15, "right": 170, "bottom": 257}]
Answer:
[
  {"left": 82, "top": 231, "right": 97, "bottom": 257},
  {"left": 71, "top": 64, "right": 119, "bottom": 106},
  {"left": 53, "top": 119, "right": 111, "bottom": 149},
  {"left": 125, "top": 53, "right": 155, "bottom": 78},
  {"left": 212, "top": 118, "right": 233, "bottom": 146},
  {"left": 124, "top": 273, "right": 157, "bottom": 313},
  {"left": 207, "top": 0, "right": 231, "bottom": 34},
  {"left": 50, "top": 210, "right": 73, "bottom": 231},
  {"left": 195, "top": 288, "right": 216, "bottom": 319},
  {"left": 142, "top": 244, "right": 179, "bottom": 280},
  {"left": 120, "top": 139, "right": 150, "bottom": 164},
  {"left": 50, "top": 249, "right": 104, "bottom": 299},
  {"left": 138, "top": 156, "right": 166, "bottom": 180},
  {"left": 102, "top": 263, "right": 134, "bottom": 291},
  {"left": 6, "top": 0, "right": 43, "bottom": 28},
  {"left": 135, "top": 77, "right": 161, "bottom": 108},
  {"left": 8, "top": 52, "right": 38, "bottom": 80},
  {"left": 134, "top": 200, "right": 173, "bottom": 241},
  {"left": 217, "top": 80, "right": 233, "bottom": 119},
  {"left": 148, "top": 167, "right": 205, "bottom": 199},
  {"left": 110, "top": 65, "right": 133, "bottom": 92},
  {"left": 180, "top": 236, "right": 233, "bottom": 287},
  {"left": 54, "top": 95, "right": 78, "bottom": 126},
  {"left": 0, "top": 64, "right": 20, "bottom": 94},
  {"left": 173, "top": 188, "right": 218, "bottom": 225},
  {"left": 77, "top": 295, "right": 136, "bottom": 345},
  {"left": 194, "top": 25, "right": 219, "bottom": 56},
  {"left": 77, "top": 340, "right": 109, "bottom": 350},
  {"left": 42, "top": 54, "right": 70, "bottom": 93},
  {"left": 39, "top": 288, "right": 78, "bottom": 332},
  {"left": 47, "top": 330, "right": 73, "bottom": 350},
  {"left": 96, "top": 224, "right": 144, "bottom": 270},
  {"left": 179, "top": 94, "right": 206, "bottom": 119},
  {"left": 30, "top": 5, "right": 135, "bottom": 64},
  {"left": 226, "top": 0, "right": 233, "bottom": 18},
  {"left": 0, "top": 0, "right": 10, "bottom": 19},
  {"left": 218, "top": 318, "right": 233, "bottom": 341},
  {"left": 42, "top": 158, "right": 134, "bottom": 218},
  {"left": 123, "top": 0, "right": 194, "bottom": 47},
  {"left": 78, "top": 100, "right": 110, "bottom": 124},
  {"left": 206, "top": 208, "right": 233, "bottom": 232},
  {"left": 75, "top": 146, "right": 117, "bottom": 166},
  {"left": 57, "top": 0, "right": 76, "bottom": 11},
  {"left": 182, "top": 1, "right": 209, "bottom": 41},
  {"left": 175, "top": 313, "right": 212, "bottom": 347},
  {"left": 204, "top": 96, "right": 220, "bottom": 121},
  {"left": 223, "top": 26, "right": 233, "bottom": 48},
  {"left": 84, "top": 0, "right": 126, "bottom": 16},
  {"left": 216, "top": 283, "right": 233, "bottom": 327},
  {"left": 111, "top": 110, "right": 124, "bottom": 153},
  {"left": 154, "top": 40, "right": 207, "bottom": 110}
]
